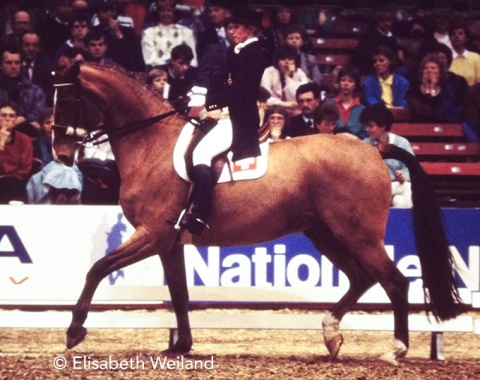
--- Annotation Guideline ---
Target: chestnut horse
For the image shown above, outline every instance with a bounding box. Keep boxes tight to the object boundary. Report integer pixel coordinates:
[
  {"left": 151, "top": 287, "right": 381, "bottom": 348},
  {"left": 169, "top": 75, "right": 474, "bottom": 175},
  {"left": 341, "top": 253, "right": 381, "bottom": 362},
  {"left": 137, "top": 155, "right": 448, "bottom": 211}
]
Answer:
[{"left": 54, "top": 63, "right": 463, "bottom": 364}]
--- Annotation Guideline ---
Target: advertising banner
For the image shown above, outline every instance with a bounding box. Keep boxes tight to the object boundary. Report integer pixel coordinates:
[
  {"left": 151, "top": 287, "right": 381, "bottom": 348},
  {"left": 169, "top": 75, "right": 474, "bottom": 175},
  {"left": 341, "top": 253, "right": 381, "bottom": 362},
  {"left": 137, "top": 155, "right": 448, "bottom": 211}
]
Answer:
[{"left": 0, "top": 206, "right": 478, "bottom": 306}]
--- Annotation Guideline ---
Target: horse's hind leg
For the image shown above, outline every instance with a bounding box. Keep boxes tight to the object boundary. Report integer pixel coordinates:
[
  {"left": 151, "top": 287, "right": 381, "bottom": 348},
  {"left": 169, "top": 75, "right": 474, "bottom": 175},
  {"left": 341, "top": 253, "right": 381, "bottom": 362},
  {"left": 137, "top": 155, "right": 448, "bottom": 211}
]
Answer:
[
  {"left": 360, "top": 252, "right": 410, "bottom": 364},
  {"left": 159, "top": 243, "right": 192, "bottom": 353},
  {"left": 305, "top": 225, "right": 376, "bottom": 360},
  {"left": 66, "top": 228, "right": 159, "bottom": 349}
]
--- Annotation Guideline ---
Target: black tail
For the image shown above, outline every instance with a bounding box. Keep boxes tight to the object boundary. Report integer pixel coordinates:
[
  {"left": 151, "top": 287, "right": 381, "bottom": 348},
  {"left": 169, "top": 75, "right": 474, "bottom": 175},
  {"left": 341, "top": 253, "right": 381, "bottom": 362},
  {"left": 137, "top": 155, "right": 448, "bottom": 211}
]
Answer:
[{"left": 381, "top": 144, "right": 465, "bottom": 321}]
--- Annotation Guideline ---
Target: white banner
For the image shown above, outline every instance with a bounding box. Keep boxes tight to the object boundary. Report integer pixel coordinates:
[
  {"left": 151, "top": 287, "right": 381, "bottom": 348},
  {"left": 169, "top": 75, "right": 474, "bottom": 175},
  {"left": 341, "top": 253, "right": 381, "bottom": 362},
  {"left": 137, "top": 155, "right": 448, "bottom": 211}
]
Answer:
[{"left": 0, "top": 206, "right": 477, "bottom": 306}]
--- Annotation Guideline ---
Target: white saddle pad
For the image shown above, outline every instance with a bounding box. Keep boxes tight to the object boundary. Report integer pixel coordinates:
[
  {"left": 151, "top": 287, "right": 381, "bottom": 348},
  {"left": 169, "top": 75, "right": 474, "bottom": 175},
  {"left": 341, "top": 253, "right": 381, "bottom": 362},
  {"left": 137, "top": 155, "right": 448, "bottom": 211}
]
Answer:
[{"left": 173, "top": 121, "right": 269, "bottom": 183}]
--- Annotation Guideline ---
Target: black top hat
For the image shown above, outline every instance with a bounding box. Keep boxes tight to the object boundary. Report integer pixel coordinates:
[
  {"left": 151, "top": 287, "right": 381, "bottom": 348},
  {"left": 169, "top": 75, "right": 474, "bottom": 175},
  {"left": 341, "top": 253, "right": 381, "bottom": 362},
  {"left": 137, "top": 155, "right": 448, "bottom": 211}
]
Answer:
[
  {"left": 96, "top": 0, "right": 116, "bottom": 11},
  {"left": 209, "top": 0, "right": 233, "bottom": 9},
  {"left": 229, "top": 7, "right": 262, "bottom": 29}
]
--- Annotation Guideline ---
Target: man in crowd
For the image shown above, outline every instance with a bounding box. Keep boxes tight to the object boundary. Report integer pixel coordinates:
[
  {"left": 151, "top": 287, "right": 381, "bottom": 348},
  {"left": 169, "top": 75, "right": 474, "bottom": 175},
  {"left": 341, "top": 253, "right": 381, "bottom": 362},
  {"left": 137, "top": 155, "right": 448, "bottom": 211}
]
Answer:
[
  {"left": 285, "top": 82, "right": 322, "bottom": 137},
  {"left": 0, "top": 46, "right": 46, "bottom": 131},
  {"left": 20, "top": 31, "right": 54, "bottom": 106}
]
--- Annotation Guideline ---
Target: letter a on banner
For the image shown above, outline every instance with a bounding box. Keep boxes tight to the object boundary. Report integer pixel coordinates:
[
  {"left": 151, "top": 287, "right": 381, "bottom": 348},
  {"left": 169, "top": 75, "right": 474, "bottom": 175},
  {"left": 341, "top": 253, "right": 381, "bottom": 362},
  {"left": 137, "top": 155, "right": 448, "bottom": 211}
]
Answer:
[{"left": 0, "top": 226, "right": 33, "bottom": 263}]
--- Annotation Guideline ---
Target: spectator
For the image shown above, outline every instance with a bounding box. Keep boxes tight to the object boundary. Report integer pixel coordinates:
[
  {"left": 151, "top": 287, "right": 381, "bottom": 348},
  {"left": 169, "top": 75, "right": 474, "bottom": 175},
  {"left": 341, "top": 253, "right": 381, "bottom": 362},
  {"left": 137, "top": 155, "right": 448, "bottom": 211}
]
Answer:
[
  {"left": 56, "top": 46, "right": 91, "bottom": 71},
  {"left": 260, "top": 45, "right": 309, "bottom": 110},
  {"left": 91, "top": 0, "right": 135, "bottom": 29},
  {"left": 419, "top": 9, "right": 453, "bottom": 57},
  {"left": 326, "top": 65, "right": 367, "bottom": 139},
  {"left": 407, "top": 53, "right": 466, "bottom": 124},
  {"left": 351, "top": 10, "right": 404, "bottom": 77},
  {"left": 427, "top": 42, "right": 469, "bottom": 99},
  {"left": 35, "top": 107, "right": 54, "bottom": 168},
  {"left": 0, "top": 9, "right": 33, "bottom": 51},
  {"left": 463, "top": 82, "right": 480, "bottom": 142},
  {"left": 196, "top": 15, "right": 233, "bottom": 91},
  {"left": 84, "top": 27, "right": 117, "bottom": 65},
  {"left": 361, "top": 45, "right": 410, "bottom": 108},
  {"left": 146, "top": 67, "right": 168, "bottom": 98},
  {"left": 196, "top": 0, "right": 231, "bottom": 60},
  {"left": 54, "top": 12, "right": 90, "bottom": 64},
  {"left": 38, "top": 0, "right": 75, "bottom": 59},
  {"left": 313, "top": 102, "right": 339, "bottom": 134},
  {"left": 77, "top": 133, "right": 120, "bottom": 205},
  {"left": 448, "top": 21, "right": 480, "bottom": 86},
  {"left": 0, "top": 45, "right": 46, "bottom": 130},
  {"left": 159, "top": 43, "right": 196, "bottom": 104},
  {"left": 261, "top": 6, "right": 296, "bottom": 65},
  {"left": 14, "top": 120, "right": 43, "bottom": 174},
  {"left": 26, "top": 135, "right": 82, "bottom": 204},
  {"left": 361, "top": 103, "right": 414, "bottom": 208},
  {"left": 20, "top": 31, "right": 55, "bottom": 107},
  {"left": 141, "top": 2, "right": 198, "bottom": 70},
  {"left": 93, "top": 0, "right": 145, "bottom": 72},
  {"left": 0, "top": 100, "right": 33, "bottom": 204},
  {"left": 262, "top": 105, "right": 289, "bottom": 142},
  {"left": 284, "top": 24, "right": 322, "bottom": 85},
  {"left": 257, "top": 86, "right": 270, "bottom": 127},
  {"left": 284, "top": 82, "right": 321, "bottom": 138}
]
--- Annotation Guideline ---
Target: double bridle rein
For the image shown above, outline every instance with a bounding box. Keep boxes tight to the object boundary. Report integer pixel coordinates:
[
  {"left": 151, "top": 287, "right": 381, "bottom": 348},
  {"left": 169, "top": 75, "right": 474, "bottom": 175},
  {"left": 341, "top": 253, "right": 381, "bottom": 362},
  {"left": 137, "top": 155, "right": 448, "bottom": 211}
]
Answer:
[{"left": 53, "top": 80, "right": 190, "bottom": 147}]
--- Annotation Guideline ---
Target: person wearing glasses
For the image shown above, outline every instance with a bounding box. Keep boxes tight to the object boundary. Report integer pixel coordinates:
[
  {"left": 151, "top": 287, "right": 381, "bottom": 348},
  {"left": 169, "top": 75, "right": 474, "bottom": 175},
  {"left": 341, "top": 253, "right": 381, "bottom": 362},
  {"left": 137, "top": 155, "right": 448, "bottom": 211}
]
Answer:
[{"left": 0, "top": 100, "right": 33, "bottom": 204}]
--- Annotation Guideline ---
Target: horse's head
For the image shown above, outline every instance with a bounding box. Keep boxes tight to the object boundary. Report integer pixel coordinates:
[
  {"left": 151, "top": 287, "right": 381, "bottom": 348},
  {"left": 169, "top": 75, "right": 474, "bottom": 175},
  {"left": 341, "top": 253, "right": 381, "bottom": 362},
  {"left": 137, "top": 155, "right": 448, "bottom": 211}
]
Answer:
[{"left": 53, "top": 63, "right": 106, "bottom": 138}]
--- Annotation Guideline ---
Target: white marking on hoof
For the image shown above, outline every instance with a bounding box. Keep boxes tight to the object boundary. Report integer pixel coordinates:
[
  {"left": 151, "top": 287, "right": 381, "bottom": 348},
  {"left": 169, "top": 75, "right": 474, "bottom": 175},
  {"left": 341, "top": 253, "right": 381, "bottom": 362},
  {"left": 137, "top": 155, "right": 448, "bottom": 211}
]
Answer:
[
  {"left": 379, "top": 339, "right": 408, "bottom": 366},
  {"left": 322, "top": 313, "right": 343, "bottom": 359}
]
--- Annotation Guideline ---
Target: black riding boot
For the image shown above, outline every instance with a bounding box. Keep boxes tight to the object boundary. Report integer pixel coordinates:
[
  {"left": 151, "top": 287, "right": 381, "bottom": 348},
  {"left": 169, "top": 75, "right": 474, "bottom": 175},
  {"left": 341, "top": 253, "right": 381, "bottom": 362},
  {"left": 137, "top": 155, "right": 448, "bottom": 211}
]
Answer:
[{"left": 180, "top": 164, "right": 213, "bottom": 235}]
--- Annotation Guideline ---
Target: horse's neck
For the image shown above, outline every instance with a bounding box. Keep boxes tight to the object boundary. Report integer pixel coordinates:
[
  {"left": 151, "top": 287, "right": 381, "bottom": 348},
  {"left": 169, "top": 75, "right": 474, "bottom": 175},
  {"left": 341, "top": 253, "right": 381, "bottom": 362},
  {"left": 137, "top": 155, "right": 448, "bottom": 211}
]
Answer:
[{"left": 83, "top": 66, "right": 183, "bottom": 178}]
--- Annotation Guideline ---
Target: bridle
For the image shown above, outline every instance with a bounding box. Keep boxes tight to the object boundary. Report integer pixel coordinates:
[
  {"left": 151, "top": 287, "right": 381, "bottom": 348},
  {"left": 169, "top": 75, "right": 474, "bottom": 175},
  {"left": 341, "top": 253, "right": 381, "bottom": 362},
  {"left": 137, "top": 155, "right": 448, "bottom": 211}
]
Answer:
[{"left": 53, "top": 76, "right": 190, "bottom": 148}]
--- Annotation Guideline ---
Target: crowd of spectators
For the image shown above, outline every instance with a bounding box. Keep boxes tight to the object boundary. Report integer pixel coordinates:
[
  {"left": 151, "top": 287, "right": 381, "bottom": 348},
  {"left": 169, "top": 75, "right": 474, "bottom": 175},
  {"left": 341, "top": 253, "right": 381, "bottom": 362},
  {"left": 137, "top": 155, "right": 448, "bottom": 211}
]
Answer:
[{"left": 1, "top": 0, "right": 480, "bottom": 206}]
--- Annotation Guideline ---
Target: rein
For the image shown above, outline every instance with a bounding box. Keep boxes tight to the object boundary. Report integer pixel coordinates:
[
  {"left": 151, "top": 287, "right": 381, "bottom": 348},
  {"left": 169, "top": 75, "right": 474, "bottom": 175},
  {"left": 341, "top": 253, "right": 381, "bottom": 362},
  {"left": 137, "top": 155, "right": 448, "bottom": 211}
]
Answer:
[
  {"left": 53, "top": 81, "right": 190, "bottom": 147},
  {"left": 82, "top": 107, "right": 188, "bottom": 146}
]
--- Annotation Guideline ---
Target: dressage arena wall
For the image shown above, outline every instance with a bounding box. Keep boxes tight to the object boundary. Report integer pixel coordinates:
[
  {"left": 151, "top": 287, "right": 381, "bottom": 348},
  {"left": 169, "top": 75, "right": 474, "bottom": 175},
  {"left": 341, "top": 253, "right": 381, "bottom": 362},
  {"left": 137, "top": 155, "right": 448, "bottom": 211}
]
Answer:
[{"left": 0, "top": 205, "right": 479, "bottom": 308}]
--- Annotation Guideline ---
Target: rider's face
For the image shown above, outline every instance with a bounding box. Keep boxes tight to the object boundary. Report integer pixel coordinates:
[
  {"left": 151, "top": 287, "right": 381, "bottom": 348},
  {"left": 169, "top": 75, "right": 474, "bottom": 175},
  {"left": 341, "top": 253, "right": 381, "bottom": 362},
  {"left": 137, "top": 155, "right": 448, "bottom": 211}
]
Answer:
[{"left": 228, "top": 23, "right": 253, "bottom": 45}]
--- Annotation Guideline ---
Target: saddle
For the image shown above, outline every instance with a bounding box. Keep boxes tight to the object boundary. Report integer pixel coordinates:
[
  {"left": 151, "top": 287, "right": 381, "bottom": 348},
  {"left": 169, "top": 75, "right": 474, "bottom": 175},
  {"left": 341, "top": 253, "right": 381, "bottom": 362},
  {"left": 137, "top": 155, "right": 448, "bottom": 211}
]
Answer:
[{"left": 173, "top": 118, "right": 269, "bottom": 185}]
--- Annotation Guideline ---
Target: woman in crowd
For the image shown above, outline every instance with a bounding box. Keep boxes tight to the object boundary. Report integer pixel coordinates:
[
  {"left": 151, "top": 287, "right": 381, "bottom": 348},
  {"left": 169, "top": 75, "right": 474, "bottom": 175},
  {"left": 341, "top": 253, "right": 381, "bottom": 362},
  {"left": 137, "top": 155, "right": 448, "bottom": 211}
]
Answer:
[
  {"left": 141, "top": 2, "right": 197, "bottom": 69},
  {"left": 326, "top": 65, "right": 367, "bottom": 139},
  {"left": 407, "top": 53, "right": 465, "bottom": 123},
  {"left": 362, "top": 45, "right": 410, "bottom": 109},
  {"left": 260, "top": 45, "right": 309, "bottom": 111},
  {"left": 261, "top": 105, "right": 289, "bottom": 142},
  {"left": 284, "top": 24, "right": 321, "bottom": 85},
  {"left": 361, "top": 104, "right": 414, "bottom": 208},
  {"left": 179, "top": 8, "right": 266, "bottom": 235}
]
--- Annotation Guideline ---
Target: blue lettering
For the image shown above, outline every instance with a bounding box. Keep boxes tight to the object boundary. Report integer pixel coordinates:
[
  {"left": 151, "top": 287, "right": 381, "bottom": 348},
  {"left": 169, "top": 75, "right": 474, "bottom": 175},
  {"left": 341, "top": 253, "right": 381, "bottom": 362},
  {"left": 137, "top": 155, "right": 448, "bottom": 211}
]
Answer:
[{"left": 0, "top": 226, "right": 33, "bottom": 263}]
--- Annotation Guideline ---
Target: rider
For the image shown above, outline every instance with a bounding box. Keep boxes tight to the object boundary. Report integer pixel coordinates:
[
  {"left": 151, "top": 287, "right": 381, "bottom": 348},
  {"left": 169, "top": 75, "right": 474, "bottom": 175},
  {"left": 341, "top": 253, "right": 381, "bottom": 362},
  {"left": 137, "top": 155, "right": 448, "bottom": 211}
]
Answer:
[{"left": 179, "top": 7, "right": 266, "bottom": 235}]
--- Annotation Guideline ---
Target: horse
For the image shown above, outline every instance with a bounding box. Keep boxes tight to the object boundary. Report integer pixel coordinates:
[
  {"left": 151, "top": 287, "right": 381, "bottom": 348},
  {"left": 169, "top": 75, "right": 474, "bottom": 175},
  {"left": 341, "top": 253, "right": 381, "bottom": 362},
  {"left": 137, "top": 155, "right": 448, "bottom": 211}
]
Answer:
[{"left": 53, "top": 63, "right": 464, "bottom": 365}]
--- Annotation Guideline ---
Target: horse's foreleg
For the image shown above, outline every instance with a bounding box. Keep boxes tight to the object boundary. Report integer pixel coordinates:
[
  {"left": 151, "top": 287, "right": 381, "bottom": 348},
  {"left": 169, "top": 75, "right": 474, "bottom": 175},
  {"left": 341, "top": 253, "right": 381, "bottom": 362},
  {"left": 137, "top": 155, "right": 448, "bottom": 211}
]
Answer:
[
  {"left": 159, "top": 244, "right": 192, "bottom": 354},
  {"left": 67, "top": 228, "right": 155, "bottom": 349}
]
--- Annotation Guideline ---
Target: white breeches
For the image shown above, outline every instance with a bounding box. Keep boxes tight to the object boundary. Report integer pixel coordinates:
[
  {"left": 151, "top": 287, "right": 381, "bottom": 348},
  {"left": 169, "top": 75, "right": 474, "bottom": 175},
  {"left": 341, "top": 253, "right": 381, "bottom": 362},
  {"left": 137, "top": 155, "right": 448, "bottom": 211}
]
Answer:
[
  {"left": 391, "top": 181, "right": 413, "bottom": 208},
  {"left": 192, "top": 119, "right": 233, "bottom": 167}
]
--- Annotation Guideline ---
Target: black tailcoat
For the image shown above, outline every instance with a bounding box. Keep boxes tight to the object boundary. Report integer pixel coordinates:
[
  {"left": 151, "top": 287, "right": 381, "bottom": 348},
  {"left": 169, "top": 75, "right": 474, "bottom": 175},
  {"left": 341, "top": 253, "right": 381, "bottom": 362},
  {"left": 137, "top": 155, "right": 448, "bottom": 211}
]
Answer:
[{"left": 206, "top": 40, "right": 266, "bottom": 161}]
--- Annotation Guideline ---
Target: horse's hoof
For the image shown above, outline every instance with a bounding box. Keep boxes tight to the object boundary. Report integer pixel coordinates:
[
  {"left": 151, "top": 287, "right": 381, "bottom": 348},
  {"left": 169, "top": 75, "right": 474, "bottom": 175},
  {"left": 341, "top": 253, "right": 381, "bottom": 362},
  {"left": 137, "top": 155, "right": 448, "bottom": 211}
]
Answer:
[
  {"left": 162, "top": 342, "right": 192, "bottom": 355},
  {"left": 379, "top": 339, "right": 408, "bottom": 366},
  {"left": 325, "top": 334, "right": 344, "bottom": 360},
  {"left": 66, "top": 324, "right": 87, "bottom": 349}
]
